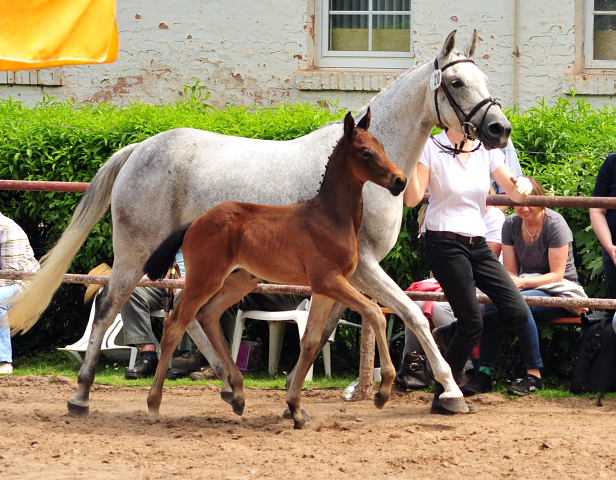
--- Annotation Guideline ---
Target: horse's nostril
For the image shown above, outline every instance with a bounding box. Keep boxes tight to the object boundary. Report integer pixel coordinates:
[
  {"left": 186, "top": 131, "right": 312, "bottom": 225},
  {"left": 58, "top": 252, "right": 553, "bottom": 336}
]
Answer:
[
  {"left": 395, "top": 176, "right": 406, "bottom": 189},
  {"left": 488, "top": 122, "right": 505, "bottom": 137}
]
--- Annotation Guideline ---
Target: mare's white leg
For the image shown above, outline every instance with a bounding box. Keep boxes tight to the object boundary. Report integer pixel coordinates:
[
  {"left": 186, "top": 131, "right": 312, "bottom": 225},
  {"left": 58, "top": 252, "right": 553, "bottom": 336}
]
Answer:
[
  {"left": 68, "top": 268, "right": 143, "bottom": 415},
  {"left": 350, "top": 260, "right": 467, "bottom": 411}
]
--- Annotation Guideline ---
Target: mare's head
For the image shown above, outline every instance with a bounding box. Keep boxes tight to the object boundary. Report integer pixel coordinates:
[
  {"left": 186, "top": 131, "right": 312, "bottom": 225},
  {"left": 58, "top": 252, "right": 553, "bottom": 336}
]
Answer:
[
  {"left": 433, "top": 30, "right": 511, "bottom": 149},
  {"left": 342, "top": 109, "right": 406, "bottom": 196}
]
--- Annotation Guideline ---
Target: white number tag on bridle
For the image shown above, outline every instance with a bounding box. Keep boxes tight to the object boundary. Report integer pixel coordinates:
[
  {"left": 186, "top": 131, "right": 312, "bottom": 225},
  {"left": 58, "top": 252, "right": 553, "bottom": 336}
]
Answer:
[{"left": 429, "top": 69, "right": 442, "bottom": 90}]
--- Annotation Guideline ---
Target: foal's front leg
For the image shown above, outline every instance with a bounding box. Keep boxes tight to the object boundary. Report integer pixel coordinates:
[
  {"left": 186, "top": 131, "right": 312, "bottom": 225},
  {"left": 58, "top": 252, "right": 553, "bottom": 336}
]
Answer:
[
  {"left": 321, "top": 278, "right": 396, "bottom": 409},
  {"left": 286, "top": 294, "right": 335, "bottom": 429},
  {"left": 350, "top": 260, "right": 468, "bottom": 413}
]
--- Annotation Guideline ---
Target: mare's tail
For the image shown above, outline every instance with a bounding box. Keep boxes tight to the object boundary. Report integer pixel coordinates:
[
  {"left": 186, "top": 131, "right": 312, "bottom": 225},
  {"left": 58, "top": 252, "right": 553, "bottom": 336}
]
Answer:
[
  {"left": 9, "top": 143, "right": 140, "bottom": 334},
  {"left": 143, "top": 224, "right": 191, "bottom": 280}
]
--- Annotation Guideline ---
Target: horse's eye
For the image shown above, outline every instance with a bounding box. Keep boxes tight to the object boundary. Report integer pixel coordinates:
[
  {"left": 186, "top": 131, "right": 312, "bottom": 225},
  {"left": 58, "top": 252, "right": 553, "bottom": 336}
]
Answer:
[
  {"left": 361, "top": 150, "right": 372, "bottom": 158},
  {"left": 451, "top": 79, "right": 464, "bottom": 88}
]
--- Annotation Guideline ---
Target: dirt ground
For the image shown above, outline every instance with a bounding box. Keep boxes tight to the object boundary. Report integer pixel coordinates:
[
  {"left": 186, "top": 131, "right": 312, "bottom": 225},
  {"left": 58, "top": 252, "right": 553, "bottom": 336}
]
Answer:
[{"left": 1, "top": 375, "right": 616, "bottom": 479}]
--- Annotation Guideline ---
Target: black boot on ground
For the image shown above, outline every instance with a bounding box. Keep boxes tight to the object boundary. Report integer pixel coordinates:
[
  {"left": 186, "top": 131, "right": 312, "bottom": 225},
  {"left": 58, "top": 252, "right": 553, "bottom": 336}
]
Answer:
[
  {"left": 460, "top": 370, "right": 493, "bottom": 396},
  {"left": 125, "top": 351, "right": 158, "bottom": 379}
]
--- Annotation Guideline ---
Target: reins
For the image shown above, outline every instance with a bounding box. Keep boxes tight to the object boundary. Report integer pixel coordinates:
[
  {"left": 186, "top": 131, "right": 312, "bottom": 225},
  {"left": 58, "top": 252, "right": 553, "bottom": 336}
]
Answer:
[{"left": 430, "top": 57, "right": 501, "bottom": 156}]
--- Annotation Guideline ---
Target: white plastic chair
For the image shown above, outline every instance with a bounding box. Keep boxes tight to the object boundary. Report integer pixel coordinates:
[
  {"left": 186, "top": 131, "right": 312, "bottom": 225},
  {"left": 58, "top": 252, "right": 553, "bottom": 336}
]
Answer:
[
  {"left": 230, "top": 298, "right": 336, "bottom": 381},
  {"left": 58, "top": 288, "right": 165, "bottom": 369}
]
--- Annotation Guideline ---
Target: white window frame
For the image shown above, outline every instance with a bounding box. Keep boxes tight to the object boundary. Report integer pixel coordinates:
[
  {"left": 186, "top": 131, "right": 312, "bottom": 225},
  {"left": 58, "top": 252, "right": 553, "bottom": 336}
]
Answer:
[
  {"left": 316, "top": 0, "right": 413, "bottom": 69},
  {"left": 585, "top": 0, "right": 616, "bottom": 69}
]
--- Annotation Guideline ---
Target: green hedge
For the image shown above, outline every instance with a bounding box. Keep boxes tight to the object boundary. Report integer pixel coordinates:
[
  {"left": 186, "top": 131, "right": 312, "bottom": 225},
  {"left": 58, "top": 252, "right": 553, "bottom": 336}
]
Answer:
[{"left": 1, "top": 89, "right": 614, "bottom": 381}]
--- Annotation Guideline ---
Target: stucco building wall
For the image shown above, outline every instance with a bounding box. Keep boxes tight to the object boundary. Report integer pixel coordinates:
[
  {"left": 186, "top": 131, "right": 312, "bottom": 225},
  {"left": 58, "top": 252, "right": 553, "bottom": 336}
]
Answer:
[{"left": 1, "top": 0, "right": 611, "bottom": 112}]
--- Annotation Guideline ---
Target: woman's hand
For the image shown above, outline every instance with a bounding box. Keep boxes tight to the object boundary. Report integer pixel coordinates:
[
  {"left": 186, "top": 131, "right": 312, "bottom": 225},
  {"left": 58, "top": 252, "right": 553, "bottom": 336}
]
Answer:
[
  {"left": 511, "top": 176, "right": 533, "bottom": 196},
  {"left": 510, "top": 275, "right": 525, "bottom": 290},
  {"left": 491, "top": 165, "right": 529, "bottom": 203}
]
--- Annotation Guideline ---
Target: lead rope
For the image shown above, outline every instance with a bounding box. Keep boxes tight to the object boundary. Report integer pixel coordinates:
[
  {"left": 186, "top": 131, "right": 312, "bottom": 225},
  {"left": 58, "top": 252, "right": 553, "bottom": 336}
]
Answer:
[{"left": 430, "top": 57, "right": 501, "bottom": 156}]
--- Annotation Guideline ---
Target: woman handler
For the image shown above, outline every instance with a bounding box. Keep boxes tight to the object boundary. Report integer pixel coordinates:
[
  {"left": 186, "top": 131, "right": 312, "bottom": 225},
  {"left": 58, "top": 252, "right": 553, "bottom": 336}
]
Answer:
[{"left": 404, "top": 128, "right": 531, "bottom": 414}]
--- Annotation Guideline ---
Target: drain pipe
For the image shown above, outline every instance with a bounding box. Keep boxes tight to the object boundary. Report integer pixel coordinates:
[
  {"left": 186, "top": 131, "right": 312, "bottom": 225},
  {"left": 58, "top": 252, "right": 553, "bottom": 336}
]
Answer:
[{"left": 513, "top": 0, "right": 520, "bottom": 106}]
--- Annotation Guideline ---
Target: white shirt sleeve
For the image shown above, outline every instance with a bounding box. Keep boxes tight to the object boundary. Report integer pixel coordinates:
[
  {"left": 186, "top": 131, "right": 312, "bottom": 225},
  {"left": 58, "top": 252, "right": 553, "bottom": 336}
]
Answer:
[{"left": 484, "top": 207, "right": 505, "bottom": 244}]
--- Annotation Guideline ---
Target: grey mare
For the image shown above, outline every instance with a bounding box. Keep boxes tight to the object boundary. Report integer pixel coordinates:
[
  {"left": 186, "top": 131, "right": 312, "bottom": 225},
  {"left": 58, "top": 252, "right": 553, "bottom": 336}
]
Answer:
[{"left": 9, "top": 30, "right": 510, "bottom": 417}]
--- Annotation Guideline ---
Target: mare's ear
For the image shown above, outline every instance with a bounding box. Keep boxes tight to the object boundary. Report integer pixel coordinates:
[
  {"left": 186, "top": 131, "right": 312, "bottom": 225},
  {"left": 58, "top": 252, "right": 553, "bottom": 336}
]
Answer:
[
  {"left": 343, "top": 111, "right": 355, "bottom": 139},
  {"left": 439, "top": 30, "right": 456, "bottom": 60},
  {"left": 462, "top": 30, "right": 478, "bottom": 58},
  {"left": 357, "top": 107, "right": 371, "bottom": 130}
]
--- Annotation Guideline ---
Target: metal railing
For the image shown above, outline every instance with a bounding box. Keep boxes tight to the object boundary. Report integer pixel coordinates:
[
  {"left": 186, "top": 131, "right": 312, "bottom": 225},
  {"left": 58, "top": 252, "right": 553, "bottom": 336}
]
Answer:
[{"left": 2, "top": 179, "right": 616, "bottom": 310}]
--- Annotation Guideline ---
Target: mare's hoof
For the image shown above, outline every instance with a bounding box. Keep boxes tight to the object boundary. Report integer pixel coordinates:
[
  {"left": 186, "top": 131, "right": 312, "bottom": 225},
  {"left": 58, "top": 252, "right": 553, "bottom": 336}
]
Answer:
[
  {"left": 373, "top": 392, "right": 388, "bottom": 409},
  {"left": 439, "top": 396, "right": 470, "bottom": 414},
  {"left": 282, "top": 405, "right": 310, "bottom": 421},
  {"left": 67, "top": 399, "right": 89, "bottom": 417}
]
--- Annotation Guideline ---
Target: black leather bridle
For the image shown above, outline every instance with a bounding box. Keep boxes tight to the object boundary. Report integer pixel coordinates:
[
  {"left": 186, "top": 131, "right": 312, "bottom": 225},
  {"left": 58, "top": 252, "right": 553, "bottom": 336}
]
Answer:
[{"left": 430, "top": 57, "right": 501, "bottom": 156}]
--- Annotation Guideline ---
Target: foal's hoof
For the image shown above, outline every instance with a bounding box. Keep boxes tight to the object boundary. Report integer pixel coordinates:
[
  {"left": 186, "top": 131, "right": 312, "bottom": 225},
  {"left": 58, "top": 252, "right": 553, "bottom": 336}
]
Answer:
[
  {"left": 148, "top": 412, "right": 161, "bottom": 425},
  {"left": 439, "top": 396, "right": 470, "bottom": 414},
  {"left": 67, "top": 399, "right": 89, "bottom": 417},
  {"left": 282, "top": 405, "right": 310, "bottom": 421},
  {"left": 221, "top": 390, "right": 244, "bottom": 416},
  {"left": 231, "top": 399, "right": 245, "bottom": 416},
  {"left": 220, "top": 386, "right": 233, "bottom": 406},
  {"left": 374, "top": 392, "right": 388, "bottom": 409},
  {"left": 293, "top": 418, "right": 308, "bottom": 430}
]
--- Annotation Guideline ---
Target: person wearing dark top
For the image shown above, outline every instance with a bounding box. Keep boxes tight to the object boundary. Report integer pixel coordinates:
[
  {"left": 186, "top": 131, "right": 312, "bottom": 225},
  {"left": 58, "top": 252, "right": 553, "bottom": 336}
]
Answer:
[{"left": 590, "top": 153, "right": 616, "bottom": 299}]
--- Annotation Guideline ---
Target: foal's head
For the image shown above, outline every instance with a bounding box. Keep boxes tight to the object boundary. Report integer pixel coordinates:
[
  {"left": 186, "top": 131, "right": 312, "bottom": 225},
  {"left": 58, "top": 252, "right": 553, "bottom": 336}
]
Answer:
[{"left": 342, "top": 109, "right": 406, "bottom": 196}]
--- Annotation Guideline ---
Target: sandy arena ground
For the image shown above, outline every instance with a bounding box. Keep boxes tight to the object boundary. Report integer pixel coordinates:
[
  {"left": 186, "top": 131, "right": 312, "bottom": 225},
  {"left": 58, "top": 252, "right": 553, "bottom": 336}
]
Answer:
[{"left": 1, "top": 375, "right": 616, "bottom": 479}]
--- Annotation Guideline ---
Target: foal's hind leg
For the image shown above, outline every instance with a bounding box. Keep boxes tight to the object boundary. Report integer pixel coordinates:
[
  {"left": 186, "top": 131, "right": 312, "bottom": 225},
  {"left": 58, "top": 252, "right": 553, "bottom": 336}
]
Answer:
[
  {"left": 286, "top": 294, "right": 335, "bottom": 429},
  {"left": 147, "top": 294, "right": 211, "bottom": 424},
  {"left": 192, "top": 270, "right": 259, "bottom": 414}
]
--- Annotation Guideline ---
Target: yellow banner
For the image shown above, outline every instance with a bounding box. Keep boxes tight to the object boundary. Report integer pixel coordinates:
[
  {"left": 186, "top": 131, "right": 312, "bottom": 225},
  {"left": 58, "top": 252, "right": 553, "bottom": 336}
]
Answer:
[{"left": 0, "top": 0, "right": 118, "bottom": 71}]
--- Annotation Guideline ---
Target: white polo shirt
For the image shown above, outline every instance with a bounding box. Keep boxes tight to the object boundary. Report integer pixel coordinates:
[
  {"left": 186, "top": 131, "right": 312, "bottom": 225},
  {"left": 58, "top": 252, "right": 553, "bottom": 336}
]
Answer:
[{"left": 419, "top": 131, "right": 505, "bottom": 237}]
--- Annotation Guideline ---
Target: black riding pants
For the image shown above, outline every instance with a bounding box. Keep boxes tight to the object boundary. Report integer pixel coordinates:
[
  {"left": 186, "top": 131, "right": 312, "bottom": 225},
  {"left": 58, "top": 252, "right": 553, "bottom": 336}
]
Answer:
[{"left": 424, "top": 235, "right": 528, "bottom": 386}]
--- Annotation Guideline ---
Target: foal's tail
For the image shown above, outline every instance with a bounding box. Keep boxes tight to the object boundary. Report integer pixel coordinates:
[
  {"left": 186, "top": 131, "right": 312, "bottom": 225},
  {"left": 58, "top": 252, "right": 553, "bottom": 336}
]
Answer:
[
  {"left": 9, "top": 143, "right": 140, "bottom": 334},
  {"left": 143, "top": 224, "right": 191, "bottom": 281}
]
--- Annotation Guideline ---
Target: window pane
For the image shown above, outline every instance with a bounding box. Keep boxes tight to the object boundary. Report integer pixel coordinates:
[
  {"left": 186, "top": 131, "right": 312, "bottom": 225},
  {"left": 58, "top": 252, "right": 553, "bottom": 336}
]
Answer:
[
  {"left": 330, "top": 0, "right": 369, "bottom": 11},
  {"left": 372, "top": 0, "right": 411, "bottom": 11},
  {"left": 330, "top": 14, "right": 369, "bottom": 51},
  {"left": 594, "top": 15, "right": 616, "bottom": 60},
  {"left": 595, "top": 0, "right": 616, "bottom": 11},
  {"left": 373, "top": 15, "right": 410, "bottom": 51}
]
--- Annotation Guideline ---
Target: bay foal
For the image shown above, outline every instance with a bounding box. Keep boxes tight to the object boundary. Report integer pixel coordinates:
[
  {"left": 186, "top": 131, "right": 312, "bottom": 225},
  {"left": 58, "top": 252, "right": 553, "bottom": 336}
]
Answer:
[{"left": 144, "top": 109, "right": 406, "bottom": 429}]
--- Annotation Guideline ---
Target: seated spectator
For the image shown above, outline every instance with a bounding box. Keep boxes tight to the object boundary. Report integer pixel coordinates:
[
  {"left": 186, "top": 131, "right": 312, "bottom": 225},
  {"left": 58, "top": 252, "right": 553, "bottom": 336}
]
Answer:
[
  {"left": 395, "top": 199, "right": 505, "bottom": 389},
  {"left": 590, "top": 152, "right": 616, "bottom": 299},
  {"left": 0, "top": 211, "right": 40, "bottom": 374},
  {"left": 462, "top": 176, "right": 586, "bottom": 397},
  {"left": 122, "top": 251, "right": 188, "bottom": 379}
]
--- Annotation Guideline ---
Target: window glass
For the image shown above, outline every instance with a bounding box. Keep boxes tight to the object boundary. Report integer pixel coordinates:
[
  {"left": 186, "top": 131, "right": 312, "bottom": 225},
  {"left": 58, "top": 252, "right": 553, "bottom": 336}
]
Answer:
[
  {"left": 330, "top": 14, "right": 369, "bottom": 51},
  {"left": 373, "top": 14, "right": 410, "bottom": 52},
  {"left": 594, "top": 15, "right": 616, "bottom": 60},
  {"left": 327, "top": 0, "right": 410, "bottom": 52}
]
